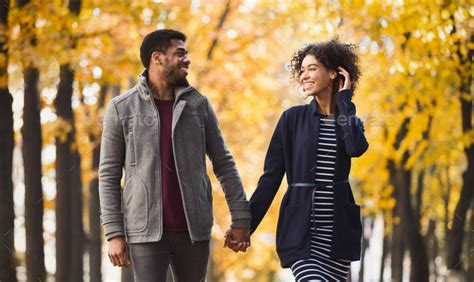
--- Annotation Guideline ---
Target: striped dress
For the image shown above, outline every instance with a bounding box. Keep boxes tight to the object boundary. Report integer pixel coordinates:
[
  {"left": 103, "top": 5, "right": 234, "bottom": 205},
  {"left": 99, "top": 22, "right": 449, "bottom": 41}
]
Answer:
[{"left": 290, "top": 115, "right": 351, "bottom": 281}]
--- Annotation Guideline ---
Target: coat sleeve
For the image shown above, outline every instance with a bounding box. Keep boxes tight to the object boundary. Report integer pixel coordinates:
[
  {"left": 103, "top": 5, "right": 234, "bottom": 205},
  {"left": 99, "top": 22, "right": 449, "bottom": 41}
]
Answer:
[
  {"left": 205, "top": 98, "right": 251, "bottom": 229},
  {"left": 98, "top": 100, "right": 126, "bottom": 241},
  {"left": 249, "top": 112, "right": 286, "bottom": 233},
  {"left": 335, "top": 89, "right": 369, "bottom": 158}
]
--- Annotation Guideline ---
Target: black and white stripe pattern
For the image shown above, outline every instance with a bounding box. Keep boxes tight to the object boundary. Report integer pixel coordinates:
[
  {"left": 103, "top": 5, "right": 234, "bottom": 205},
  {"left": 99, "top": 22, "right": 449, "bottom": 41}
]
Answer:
[{"left": 291, "top": 115, "right": 351, "bottom": 281}]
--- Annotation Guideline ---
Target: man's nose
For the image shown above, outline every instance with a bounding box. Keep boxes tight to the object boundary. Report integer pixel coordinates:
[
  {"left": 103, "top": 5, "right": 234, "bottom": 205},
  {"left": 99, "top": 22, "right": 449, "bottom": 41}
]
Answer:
[{"left": 183, "top": 56, "right": 191, "bottom": 65}]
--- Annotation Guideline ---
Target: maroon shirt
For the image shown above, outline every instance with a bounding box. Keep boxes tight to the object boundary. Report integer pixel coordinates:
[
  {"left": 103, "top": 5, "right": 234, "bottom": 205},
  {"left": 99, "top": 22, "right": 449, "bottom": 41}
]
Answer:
[{"left": 154, "top": 99, "right": 187, "bottom": 231}]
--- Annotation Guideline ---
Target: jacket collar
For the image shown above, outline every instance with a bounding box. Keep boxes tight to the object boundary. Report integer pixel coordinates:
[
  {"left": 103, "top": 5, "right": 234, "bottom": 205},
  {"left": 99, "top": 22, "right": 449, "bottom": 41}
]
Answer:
[
  {"left": 137, "top": 69, "right": 193, "bottom": 101},
  {"left": 309, "top": 97, "right": 339, "bottom": 117},
  {"left": 309, "top": 98, "right": 322, "bottom": 116}
]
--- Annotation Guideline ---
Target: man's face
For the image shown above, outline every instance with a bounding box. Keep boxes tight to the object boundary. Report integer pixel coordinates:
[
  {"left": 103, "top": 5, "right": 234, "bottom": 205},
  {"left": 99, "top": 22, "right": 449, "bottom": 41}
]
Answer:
[{"left": 160, "top": 39, "right": 190, "bottom": 86}]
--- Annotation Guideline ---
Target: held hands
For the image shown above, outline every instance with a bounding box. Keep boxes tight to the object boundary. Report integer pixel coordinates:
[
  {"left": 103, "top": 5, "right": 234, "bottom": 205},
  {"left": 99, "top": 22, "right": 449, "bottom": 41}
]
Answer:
[
  {"left": 223, "top": 227, "right": 251, "bottom": 253},
  {"left": 108, "top": 236, "right": 131, "bottom": 267}
]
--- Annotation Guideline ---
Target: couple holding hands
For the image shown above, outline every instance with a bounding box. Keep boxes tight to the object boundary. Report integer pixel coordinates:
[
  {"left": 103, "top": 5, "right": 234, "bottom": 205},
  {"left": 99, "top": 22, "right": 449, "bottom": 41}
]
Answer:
[{"left": 99, "top": 29, "right": 368, "bottom": 282}]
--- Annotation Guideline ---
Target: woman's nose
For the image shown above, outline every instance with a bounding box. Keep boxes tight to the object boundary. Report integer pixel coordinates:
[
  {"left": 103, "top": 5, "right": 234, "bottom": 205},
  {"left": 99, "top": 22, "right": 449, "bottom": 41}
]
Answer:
[{"left": 300, "top": 71, "right": 308, "bottom": 82}]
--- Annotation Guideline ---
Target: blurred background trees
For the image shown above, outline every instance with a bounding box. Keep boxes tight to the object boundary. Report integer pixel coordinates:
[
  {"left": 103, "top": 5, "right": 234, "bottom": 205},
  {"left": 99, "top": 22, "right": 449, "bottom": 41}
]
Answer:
[{"left": 0, "top": 0, "right": 471, "bottom": 281}]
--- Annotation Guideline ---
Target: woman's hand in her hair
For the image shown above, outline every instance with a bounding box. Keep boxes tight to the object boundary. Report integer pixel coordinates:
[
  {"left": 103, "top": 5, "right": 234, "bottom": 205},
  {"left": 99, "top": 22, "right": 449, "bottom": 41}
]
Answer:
[{"left": 337, "top": 66, "right": 351, "bottom": 91}]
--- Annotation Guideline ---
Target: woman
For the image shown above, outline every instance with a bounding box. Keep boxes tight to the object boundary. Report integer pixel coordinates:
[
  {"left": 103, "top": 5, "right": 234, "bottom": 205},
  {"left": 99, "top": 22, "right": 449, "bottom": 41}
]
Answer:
[{"left": 246, "top": 40, "right": 368, "bottom": 281}]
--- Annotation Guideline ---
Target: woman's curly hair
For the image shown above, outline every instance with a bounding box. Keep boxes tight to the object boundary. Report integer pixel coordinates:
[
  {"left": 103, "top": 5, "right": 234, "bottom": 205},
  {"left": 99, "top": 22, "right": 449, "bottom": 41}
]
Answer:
[{"left": 289, "top": 39, "right": 362, "bottom": 94}]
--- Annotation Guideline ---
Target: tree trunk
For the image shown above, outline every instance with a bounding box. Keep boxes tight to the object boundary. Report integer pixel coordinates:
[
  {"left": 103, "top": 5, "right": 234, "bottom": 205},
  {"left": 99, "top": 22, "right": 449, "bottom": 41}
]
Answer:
[
  {"left": 55, "top": 1, "right": 83, "bottom": 280},
  {"left": 71, "top": 150, "right": 84, "bottom": 281},
  {"left": 442, "top": 167, "right": 451, "bottom": 244},
  {"left": 467, "top": 204, "right": 474, "bottom": 281},
  {"left": 446, "top": 17, "right": 474, "bottom": 273},
  {"left": 379, "top": 230, "right": 389, "bottom": 282},
  {"left": 446, "top": 84, "right": 473, "bottom": 269},
  {"left": 358, "top": 217, "right": 372, "bottom": 282},
  {"left": 426, "top": 218, "right": 438, "bottom": 281},
  {"left": 0, "top": 1, "right": 17, "bottom": 280},
  {"left": 22, "top": 66, "right": 47, "bottom": 282},
  {"left": 389, "top": 160, "right": 404, "bottom": 282},
  {"left": 397, "top": 158, "right": 429, "bottom": 282},
  {"left": 55, "top": 64, "right": 84, "bottom": 282},
  {"left": 88, "top": 84, "right": 108, "bottom": 282},
  {"left": 389, "top": 110, "right": 429, "bottom": 281},
  {"left": 390, "top": 202, "right": 404, "bottom": 282},
  {"left": 17, "top": 1, "right": 47, "bottom": 280},
  {"left": 414, "top": 171, "right": 424, "bottom": 222}
]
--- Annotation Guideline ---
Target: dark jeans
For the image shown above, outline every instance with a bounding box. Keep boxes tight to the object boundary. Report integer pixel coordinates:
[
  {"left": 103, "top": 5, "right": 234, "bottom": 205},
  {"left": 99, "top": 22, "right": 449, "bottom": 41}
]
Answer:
[{"left": 129, "top": 231, "right": 210, "bottom": 282}]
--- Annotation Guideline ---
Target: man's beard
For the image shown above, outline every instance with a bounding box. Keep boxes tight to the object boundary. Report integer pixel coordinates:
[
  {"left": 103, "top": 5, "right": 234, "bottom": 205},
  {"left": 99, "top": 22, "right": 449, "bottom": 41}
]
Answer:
[{"left": 164, "top": 65, "right": 189, "bottom": 87}]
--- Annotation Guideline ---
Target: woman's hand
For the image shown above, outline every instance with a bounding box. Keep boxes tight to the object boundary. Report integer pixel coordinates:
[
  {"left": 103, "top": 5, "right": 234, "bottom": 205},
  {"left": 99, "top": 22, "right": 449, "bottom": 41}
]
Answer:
[{"left": 338, "top": 66, "right": 351, "bottom": 91}]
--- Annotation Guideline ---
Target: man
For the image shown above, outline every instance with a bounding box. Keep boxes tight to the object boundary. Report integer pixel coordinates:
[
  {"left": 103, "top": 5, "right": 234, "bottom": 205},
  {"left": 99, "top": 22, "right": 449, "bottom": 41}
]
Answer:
[{"left": 99, "top": 29, "right": 250, "bottom": 281}]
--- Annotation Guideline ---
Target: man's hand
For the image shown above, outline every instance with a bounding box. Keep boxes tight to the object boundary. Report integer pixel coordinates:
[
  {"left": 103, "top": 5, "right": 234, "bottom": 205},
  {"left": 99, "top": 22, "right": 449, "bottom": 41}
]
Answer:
[
  {"left": 223, "top": 228, "right": 251, "bottom": 253},
  {"left": 108, "top": 236, "right": 131, "bottom": 267}
]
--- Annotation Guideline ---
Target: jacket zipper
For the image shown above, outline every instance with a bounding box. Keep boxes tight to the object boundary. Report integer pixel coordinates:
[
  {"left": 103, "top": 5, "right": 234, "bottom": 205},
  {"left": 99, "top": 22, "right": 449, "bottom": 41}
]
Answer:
[
  {"left": 171, "top": 93, "right": 196, "bottom": 245},
  {"left": 149, "top": 88, "right": 195, "bottom": 244},
  {"left": 171, "top": 126, "right": 196, "bottom": 245},
  {"left": 148, "top": 95, "right": 164, "bottom": 240}
]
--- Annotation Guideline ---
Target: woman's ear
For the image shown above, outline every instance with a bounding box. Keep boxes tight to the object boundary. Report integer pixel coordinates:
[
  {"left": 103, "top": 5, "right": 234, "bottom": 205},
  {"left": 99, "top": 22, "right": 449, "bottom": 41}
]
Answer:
[{"left": 329, "top": 70, "right": 338, "bottom": 80}]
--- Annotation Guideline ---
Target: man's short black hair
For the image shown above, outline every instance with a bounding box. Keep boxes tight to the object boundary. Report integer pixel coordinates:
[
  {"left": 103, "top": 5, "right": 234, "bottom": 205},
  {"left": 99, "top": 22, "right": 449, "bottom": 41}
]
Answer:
[{"left": 140, "top": 29, "right": 187, "bottom": 69}]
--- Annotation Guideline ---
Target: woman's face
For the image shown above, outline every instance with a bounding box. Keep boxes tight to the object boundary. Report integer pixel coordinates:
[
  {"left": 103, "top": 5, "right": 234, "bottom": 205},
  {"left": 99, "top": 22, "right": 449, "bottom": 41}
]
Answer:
[{"left": 299, "top": 55, "right": 336, "bottom": 97}]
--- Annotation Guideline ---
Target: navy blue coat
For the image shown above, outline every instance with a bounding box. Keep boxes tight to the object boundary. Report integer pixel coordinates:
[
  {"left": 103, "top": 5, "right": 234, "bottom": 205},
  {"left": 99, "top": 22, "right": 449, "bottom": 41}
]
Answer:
[{"left": 249, "top": 89, "right": 369, "bottom": 268}]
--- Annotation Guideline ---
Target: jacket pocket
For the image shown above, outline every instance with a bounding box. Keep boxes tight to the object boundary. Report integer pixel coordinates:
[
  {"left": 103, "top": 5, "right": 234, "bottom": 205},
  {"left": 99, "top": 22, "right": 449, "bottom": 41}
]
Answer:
[
  {"left": 127, "top": 127, "right": 136, "bottom": 166},
  {"left": 341, "top": 202, "right": 362, "bottom": 245},
  {"left": 276, "top": 205, "right": 311, "bottom": 252},
  {"left": 122, "top": 175, "right": 148, "bottom": 233},
  {"left": 200, "top": 125, "right": 206, "bottom": 161},
  {"left": 197, "top": 175, "right": 213, "bottom": 232}
]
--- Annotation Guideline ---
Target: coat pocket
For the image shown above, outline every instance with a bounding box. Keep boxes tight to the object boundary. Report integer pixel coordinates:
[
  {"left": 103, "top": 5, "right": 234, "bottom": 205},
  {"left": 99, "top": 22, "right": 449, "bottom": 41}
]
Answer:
[
  {"left": 276, "top": 205, "right": 311, "bottom": 252},
  {"left": 200, "top": 125, "right": 206, "bottom": 161},
  {"left": 122, "top": 175, "right": 148, "bottom": 233},
  {"left": 197, "top": 175, "right": 213, "bottom": 232},
  {"left": 127, "top": 127, "right": 136, "bottom": 166},
  {"left": 341, "top": 202, "right": 362, "bottom": 245}
]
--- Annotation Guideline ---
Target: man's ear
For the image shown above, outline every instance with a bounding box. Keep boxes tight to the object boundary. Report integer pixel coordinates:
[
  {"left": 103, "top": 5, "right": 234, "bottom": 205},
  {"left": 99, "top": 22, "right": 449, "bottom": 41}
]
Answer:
[{"left": 151, "top": 51, "right": 162, "bottom": 65}]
